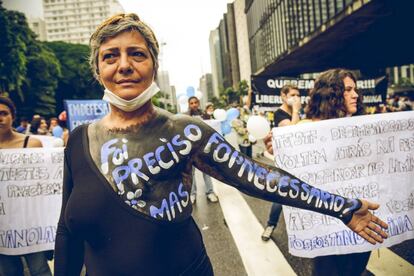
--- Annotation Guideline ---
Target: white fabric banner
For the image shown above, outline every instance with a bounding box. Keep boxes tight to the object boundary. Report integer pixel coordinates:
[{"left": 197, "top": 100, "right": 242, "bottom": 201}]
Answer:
[
  {"left": 0, "top": 147, "right": 64, "bottom": 255},
  {"left": 272, "top": 111, "right": 414, "bottom": 258}
]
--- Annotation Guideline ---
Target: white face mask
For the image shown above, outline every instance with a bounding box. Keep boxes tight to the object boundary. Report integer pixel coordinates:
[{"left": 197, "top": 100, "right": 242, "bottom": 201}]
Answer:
[
  {"left": 286, "top": 97, "right": 294, "bottom": 106},
  {"left": 102, "top": 82, "right": 159, "bottom": 112}
]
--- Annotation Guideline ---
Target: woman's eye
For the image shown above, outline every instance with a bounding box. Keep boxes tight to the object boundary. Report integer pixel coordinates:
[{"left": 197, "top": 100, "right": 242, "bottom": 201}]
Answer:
[
  {"left": 103, "top": 53, "right": 115, "bottom": 60},
  {"left": 132, "top": 51, "right": 146, "bottom": 58}
]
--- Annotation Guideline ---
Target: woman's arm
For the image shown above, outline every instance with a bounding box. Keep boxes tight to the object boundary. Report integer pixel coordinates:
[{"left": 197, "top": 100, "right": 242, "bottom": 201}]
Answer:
[
  {"left": 192, "top": 123, "right": 387, "bottom": 244},
  {"left": 54, "top": 151, "right": 84, "bottom": 275}
]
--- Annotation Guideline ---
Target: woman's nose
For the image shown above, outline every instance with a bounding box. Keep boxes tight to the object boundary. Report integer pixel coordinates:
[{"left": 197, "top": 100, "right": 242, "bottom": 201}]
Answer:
[{"left": 118, "top": 54, "right": 133, "bottom": 74}]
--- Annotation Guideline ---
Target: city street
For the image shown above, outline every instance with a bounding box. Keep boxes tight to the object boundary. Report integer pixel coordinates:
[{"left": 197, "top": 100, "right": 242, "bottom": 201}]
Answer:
[{"left": 191, "top": 143, "right": 414, "bottom": 276}]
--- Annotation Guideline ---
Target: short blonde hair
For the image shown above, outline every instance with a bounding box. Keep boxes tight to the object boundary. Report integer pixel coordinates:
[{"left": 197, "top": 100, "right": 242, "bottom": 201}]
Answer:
[{"left": 89, "top": 13, "right": 159, "bottom": 81}]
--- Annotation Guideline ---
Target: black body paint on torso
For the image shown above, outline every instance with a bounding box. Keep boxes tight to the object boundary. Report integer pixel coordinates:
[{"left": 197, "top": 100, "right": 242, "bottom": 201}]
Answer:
[{"left": 87, "top": 107, "right": 360, "bottom": 223}]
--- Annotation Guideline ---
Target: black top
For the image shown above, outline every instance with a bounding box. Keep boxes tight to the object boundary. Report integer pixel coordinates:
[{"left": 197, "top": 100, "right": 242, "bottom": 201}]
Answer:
[
  {"left": 55, "top": 107, "right": 361, "bottom": 275},
  {"left": 273, "top": 108, "right": 291, "bottom": 127}
]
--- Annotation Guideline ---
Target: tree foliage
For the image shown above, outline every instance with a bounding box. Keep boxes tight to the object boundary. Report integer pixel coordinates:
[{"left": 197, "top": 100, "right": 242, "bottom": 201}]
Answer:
[
  {"left": 44, "top": 41, "right": 103, "bottom": 113},
  {"left": 213, "top": 80, "right": 250, "bottom": 108},
  {"left": 0, "top": 4, "right": 60, "bottom": 117}
]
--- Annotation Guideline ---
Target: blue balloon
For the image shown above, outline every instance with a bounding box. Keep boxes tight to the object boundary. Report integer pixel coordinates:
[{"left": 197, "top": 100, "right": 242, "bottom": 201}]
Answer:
[
  {"left": 221, "top": 121, "right": 232, "bottom": 135},
  {"left": 186, "top": 86, "right": 195, "bottom": 97},
  {"left": 226, "top": 108, "right": 240, "bottom": 122}
]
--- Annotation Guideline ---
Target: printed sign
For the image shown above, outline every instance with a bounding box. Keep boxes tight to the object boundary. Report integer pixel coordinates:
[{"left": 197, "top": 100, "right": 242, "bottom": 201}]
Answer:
[
  {"left": 251, "top": 76, "right": 388, "bottom": 111},
  {"left": 0, "top": 148, "right": 64, "bottom": 255},
  {"left": 272, "top": 111, "right": 414, "bottom": 257},
  {"left": 251, "top": 77, "right": 312, "bottom": 111},
  {"left": 64, "top": 99, "right": 109, "bottom": 131}
]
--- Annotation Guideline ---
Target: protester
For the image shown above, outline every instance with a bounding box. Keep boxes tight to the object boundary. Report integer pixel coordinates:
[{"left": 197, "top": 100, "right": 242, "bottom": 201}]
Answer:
[
  {"left": 0, "top": 96, "right": 51, "bottom": 276},
  {"left": 57, "top": 111, "right": 69, "bottom": 145},
  {"left": 303, "top": 69, "right": 372, "bottom": 276},
  {"left": 263, "top": 69, "right": 376, "bottom": 276},
  {"left": 54, "top": 14, "right": 388, "bottom": 276},
  {"left": 231, "top": 109, "right": 254, "bottom": 158},
  {"left": 29, "top": 116, "right": 49, "bottom": 135},
  {"left": 261, "top": 84, "right": 302, "bottom": 242},
  {"left": 185, "top": 96, "right": 219, "bottom": 203},
  {"left": 202, "top": 102, "right": 214, "bottom": 120},
  {"left": 15, "top": 116, "right": 29, "bottom": 133}
]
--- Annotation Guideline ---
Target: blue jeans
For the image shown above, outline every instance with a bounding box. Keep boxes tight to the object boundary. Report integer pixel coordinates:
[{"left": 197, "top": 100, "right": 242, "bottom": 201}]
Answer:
[
  {"left": 191, "top": 167, "right": 214, "bottom": 196},
  {"left": 267, "top": 203, "right": 283, "bottom": 226},
  {"left": 0, "top": 252, "right": 52, "bottom": 276}
]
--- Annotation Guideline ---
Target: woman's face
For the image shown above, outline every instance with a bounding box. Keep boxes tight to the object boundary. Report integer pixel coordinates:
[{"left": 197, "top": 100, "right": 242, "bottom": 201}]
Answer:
[
  {"left": 98, "top": 31, "right": 154, "bottom": 100},
  {"left": 343, "top": 76, "right": 359, "bottom": 115},
  {"left": 206, "top": 105, "right": 214, "bottom": 114},
  {"left": 281, "top": 88, "right": 300, "bottom": 105},
  {"left": 0, "top": 104, "right": 13, "bottom": 134},
  {"left": 40, "top": 119, "right": 48, "bottom": 130}
]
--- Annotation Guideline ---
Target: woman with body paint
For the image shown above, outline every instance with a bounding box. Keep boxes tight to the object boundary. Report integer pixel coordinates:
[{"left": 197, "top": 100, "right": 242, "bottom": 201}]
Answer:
[{"left": 54, "top": 14, "right": 388, "bottom": 276}]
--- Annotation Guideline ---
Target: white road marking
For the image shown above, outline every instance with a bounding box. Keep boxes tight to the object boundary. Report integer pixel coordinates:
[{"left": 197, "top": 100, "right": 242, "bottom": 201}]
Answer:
[
  {"left": 367, "top": 247, "right": 414, "bottom": 276},
  {"left": 213, "top": 179, "right": 296, "bottom": 276}
]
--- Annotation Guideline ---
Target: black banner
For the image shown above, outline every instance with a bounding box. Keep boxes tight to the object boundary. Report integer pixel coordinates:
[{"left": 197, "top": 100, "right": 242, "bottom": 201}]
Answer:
[{"left": 251, "top": 76, "right": 388, "bottom": 110}]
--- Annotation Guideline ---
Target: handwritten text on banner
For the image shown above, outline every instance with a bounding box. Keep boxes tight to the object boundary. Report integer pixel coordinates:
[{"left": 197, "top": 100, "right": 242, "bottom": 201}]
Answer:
[
  {"left": 272, "top": 111, "right": 414, "bottom": 258},
  {"left": 0, "top": 147, "right": 64, "bottom": 255}
]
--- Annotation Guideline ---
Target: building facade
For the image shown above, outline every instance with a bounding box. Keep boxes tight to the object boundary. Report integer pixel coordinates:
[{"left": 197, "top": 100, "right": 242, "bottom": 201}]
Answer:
[
  {"left": 246, "top": 0, "right": 355, "bottom": 75},
  {"left": 156, "top": 70, "right": 176, "bottom": 111},
  {"left": 43, "top": 0, "right": 123, "bottom": 44},
  {"left": 28, "top": 17, "right": 47, "bottom": 41},
  {"left": 234, "top": 0, "right": 252, "bottom": 85},
  {"left": 199, "top": 73, "right": 214, "bottom": 108},
  {"left": 209, "top": 29, "right": 223, "bottom": 98}
]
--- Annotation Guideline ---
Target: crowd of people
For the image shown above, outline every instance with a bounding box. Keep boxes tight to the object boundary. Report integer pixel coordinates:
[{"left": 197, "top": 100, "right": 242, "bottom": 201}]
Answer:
[
  {"left": 2, "top": 11, "right": 413, "bottom": 276},
  {"left": 13, "top": 112, "right": 69, "bottom": 145}
]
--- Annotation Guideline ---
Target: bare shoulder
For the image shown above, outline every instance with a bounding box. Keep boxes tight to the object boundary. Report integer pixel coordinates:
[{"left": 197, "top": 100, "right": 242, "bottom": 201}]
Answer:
[{"left": 27, "top": 136, "right": 43, "bottom": 148}]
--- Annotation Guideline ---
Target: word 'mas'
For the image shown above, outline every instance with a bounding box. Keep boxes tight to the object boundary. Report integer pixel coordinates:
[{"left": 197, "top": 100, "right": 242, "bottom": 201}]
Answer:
[{"left": 149, "top": 182, "right": 189, "bottom": 221}]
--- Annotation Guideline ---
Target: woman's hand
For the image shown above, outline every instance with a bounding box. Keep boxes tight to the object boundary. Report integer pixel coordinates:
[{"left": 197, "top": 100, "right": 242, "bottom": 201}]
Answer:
[
  {"left": 264, "top": 132, "right": 273, "bottom": 154},
  {"left": 347, "top": 199, "right": 388, "bottom": 245}
]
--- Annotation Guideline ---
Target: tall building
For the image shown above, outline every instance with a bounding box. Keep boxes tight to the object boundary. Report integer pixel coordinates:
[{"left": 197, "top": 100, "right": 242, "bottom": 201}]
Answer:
[
  {"left": 28, "top": 17, "right": 47, "bottom": 41},
  {"left": 218, "top": 18, "right": 232, "bottom": 90},
  {"left": 226, "top": 3, "right": 240, "bottom": 89},
  {"left": 42, "top": 0, "right": 124, "bottom": 44},
  {"left": 170, "top": 85, "right": 177, "bottom": 111},
  {"left": 199, "top": 74, "right": 214, "bottom": 108},
  {"left": 156, "top": 70, "right": 175, "bottom": 110},
  {"left": 209, "top": 29, "right": 223, "bottom": 98},
  {"left": 245, "top": 0, "right": 414, "bottom": 76},
  {"left": 234, "top": 0, "right": 251, "bottom": 85}
]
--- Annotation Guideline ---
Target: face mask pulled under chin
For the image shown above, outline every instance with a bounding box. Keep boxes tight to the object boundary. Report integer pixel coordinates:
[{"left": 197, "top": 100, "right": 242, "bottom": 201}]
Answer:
[{"left": 102, "top": 82, "right": 160, "bottom": 112}]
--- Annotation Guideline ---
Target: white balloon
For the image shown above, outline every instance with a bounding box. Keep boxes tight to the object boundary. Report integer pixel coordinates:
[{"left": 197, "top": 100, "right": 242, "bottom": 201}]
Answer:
[
  {"left": 248, "top": 134, "right": 257, "bottom": 143},
  {"left": 246, "top": 116, "right": 270, "bottom": 140},
  {"left": 178, "top": 95, "right": 188, "bottom": 105},
  {"left": 195, "top": 91, "right": 203, "bottom": 100},
  {"left": 213, "top": 109, "right": 227, "bottom": 121}
]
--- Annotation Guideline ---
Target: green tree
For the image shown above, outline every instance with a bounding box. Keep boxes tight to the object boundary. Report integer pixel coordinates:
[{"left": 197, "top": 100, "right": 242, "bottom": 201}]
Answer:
[
  {"left": 0, "top": 4, "right": 61, "bottom": 118},
  {"left": 217, "top": 80, "right": 250, "bottom": 107},
  {"left": 44, "top": 41, "right": 103, "bottom": 113},
  {"left": 0, "top": 4, "right": 29, "bottom": 100},
  {"left": 20, "top": 42, "right": 61, "bottom": 116}
]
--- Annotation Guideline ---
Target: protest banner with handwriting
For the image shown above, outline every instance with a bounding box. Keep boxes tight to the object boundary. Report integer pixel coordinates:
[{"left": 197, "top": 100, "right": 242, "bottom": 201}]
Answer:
[
  {"left": 0, "top": 148, "right": 64, "bottom": 255},
  {"left": 272, "top": 111, "right": 414, "bottom": 258}
]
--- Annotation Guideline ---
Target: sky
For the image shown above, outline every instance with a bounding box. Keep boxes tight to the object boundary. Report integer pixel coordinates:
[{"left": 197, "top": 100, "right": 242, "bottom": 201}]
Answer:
[
  {"left": 3, "top": 0, "right": 233, "bottom": 97},
  {"left": 118, "top": 0, "right": 234, "bottom": 96}
]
